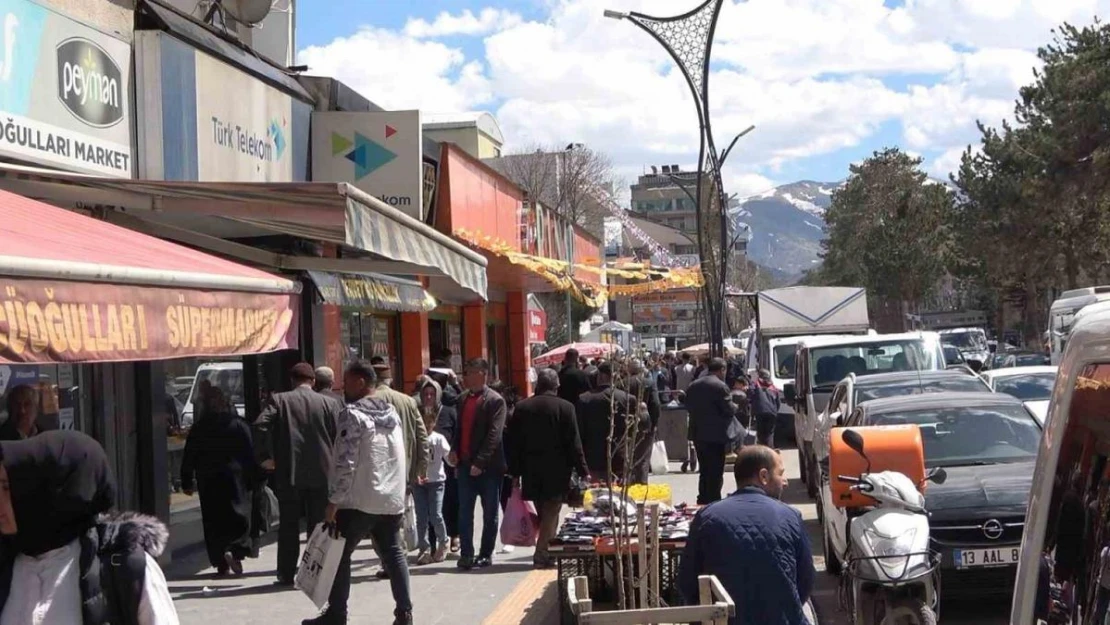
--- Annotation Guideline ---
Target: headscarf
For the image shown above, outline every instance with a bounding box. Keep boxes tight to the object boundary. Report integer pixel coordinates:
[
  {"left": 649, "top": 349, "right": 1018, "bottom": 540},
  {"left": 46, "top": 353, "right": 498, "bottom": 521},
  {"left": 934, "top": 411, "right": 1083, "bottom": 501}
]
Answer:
[
  {"left": 0, "top": 430, "right": 115, "bottom": 556},
  {"left": 416, "top": 377, "right": 443, "bottom": 428}
]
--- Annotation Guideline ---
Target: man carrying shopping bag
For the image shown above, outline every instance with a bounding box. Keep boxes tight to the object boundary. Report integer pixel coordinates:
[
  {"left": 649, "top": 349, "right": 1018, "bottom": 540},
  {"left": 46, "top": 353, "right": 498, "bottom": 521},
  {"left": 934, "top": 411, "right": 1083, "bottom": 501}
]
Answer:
[{"left": 302, "top": 360, "right": 413, "bottom": 625}]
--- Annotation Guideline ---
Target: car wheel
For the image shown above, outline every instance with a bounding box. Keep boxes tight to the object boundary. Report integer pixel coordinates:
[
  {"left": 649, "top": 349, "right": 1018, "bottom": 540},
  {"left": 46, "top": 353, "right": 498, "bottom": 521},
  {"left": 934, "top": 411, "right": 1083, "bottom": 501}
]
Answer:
[{"left": 805, "top": 447, "right": 819, "bottom": 499}]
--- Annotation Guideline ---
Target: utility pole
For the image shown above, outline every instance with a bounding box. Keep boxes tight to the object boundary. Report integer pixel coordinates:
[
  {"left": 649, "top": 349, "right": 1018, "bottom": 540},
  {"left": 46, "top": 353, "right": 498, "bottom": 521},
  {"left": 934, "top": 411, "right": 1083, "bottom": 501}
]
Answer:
[{"left": 605, "top": 1, "right": 753, "bottom": 358}]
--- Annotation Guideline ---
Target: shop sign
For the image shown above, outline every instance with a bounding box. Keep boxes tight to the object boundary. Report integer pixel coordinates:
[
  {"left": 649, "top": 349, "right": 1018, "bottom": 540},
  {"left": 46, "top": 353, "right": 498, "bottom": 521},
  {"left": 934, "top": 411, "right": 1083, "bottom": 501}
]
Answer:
[
  {"left": 134, "top": 31, "right": 311, "bottom": 182},
  {"left": 0, "top": 0, "right": 132, "bottom": 177},
  {"left": 0, "top": 276, "right": 300, "bottom": 364},
  {"left": 528, "top": 309, "right": 546, "bottom": 344},
  {"left": 311, "top": 111, "right": 425, "bottom": 220},
  {"left": 308, "top": 271, "right": 432, "bottom": 313},
  {"left": 195, "top": 51, "right": 292, "bottom": 182}
]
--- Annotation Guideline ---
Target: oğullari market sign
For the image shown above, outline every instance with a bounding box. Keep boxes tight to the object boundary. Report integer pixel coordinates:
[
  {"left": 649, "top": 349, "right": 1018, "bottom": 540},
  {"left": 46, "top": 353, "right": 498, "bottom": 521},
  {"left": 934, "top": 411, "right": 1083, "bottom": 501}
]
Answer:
[{"left": 0, "top": 277, "right": 299, "bottom": 364}]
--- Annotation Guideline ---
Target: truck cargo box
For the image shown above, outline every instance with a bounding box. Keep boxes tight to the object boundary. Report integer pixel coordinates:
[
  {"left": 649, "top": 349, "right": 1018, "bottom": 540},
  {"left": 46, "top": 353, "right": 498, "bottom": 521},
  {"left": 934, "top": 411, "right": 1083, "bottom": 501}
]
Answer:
[{"left": 829, "top": 425, "right": 926, "bottom": 509}]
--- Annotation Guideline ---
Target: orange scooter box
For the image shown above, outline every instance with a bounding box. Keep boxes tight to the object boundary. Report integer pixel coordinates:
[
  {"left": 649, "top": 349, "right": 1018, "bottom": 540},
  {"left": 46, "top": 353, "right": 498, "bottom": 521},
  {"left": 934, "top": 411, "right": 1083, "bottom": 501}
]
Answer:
[{"left": 828, "top": 425, "right": 926, "bottom": 509}]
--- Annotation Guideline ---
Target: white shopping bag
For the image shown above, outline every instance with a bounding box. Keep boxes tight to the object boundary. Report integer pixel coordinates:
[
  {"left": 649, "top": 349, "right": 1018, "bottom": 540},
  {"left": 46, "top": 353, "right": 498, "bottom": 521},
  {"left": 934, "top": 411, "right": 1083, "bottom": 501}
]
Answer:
[
  {"left": 402, "top": 492, "right": 417, "bottom": 551},
  {"left": 650, "top": 440, "right": 669, "bottom": 474},
  {"left": 295, "top": 523, "right": 347, "bottom": 609}
]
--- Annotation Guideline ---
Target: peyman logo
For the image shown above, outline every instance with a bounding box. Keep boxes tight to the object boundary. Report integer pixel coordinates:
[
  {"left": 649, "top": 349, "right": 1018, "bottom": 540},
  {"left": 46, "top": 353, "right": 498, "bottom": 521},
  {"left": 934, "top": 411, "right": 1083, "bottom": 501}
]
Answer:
[
  {"left": 57, "top": 38, "right": 124, "bottom": 128},
  {"left": 331, "top": 124, "right": 398, "bottom": 180}
]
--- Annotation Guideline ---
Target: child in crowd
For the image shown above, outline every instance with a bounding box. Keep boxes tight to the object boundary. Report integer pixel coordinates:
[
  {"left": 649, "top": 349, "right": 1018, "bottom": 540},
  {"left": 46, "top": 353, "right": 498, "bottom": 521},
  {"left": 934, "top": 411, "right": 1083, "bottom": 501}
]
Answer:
[{"left": 412, "top": 383, "right": 453, "bottom": 565}]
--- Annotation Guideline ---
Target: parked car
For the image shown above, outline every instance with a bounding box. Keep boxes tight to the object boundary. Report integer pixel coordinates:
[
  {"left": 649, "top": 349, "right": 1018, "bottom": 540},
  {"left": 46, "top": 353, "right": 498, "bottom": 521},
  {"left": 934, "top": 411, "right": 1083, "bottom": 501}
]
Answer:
[
  {"left": 812, "top": 369, "right": 994, "bottom": 484},
  {"left": 821, "top": 392, "right": 1040, "bottom": 597},
  {"left": 939, "top": 327, "right": 991, "bottom": 371},
  {"left": 979, "top": 366, "right": 1057, "bottom": 425},
  {"left": 1012, "top": 306, "right": 1110, "bottom": 624}
]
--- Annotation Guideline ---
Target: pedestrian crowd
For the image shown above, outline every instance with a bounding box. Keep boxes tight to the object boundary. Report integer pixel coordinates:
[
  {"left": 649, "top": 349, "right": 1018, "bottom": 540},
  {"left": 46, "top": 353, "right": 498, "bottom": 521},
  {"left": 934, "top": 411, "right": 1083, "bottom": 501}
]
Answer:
[{"left": 0, "top": 341, "right": 809, "bottom": 625}]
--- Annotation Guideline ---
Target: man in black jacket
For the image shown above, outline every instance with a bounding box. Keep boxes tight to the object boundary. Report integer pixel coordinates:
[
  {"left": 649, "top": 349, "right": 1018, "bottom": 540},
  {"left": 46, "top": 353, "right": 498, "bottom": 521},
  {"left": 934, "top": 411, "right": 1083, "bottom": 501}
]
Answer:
[
  {"left": 449, "top": 358, "right": 508, "bottom": 570},
  {"left": 684, "top": 358, "right": 737, "bottom": 504},
  {"left": 576, "top": 362, "right": 639, "bottom": 479},
  {"left": 558, "top": 348, "right": 591, "bottom": 405},
  {"left": 254, "top": 362, "right": 342, "bottom": 585},
  {"left": 508, "top": 368, "right": 590, "bottom": 568}
]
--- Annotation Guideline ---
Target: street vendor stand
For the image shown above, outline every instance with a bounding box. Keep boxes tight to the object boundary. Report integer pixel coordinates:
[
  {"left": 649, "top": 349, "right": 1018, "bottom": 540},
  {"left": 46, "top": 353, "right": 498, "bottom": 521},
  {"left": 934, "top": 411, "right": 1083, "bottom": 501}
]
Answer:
[{"left": 549, "top": 499, "right": 698, "bottom": 623}]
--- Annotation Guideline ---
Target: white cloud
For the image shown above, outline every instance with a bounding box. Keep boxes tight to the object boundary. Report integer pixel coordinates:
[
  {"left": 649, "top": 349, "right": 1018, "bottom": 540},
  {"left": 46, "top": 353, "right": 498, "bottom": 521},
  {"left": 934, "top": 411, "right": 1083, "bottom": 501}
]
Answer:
[
  {"left": 403, "top": 8, "right": 522, "bottom": 38},
  {"left": 297, "top": 27, "right": 493, "bottom": 112},
  {"left": 298, "top": 0, "right": 1110, "bottom": 187}
]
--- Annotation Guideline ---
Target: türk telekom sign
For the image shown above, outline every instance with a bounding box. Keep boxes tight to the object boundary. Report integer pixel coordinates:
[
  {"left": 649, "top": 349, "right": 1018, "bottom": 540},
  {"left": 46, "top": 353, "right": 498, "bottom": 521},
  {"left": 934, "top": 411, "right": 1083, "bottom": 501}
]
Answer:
[
  {"left": 528, "top": 309, "right": 547, "bottom": 344},
  {"left": 0, "top": 0, "right": 132, "bottom": 177}
]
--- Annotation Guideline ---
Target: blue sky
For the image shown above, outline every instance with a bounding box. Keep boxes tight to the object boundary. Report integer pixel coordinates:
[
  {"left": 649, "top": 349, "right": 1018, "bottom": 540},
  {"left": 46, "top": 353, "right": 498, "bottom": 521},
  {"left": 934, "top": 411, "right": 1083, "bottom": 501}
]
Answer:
[{"left": 294, "top": 0, "right": 1094, "bottom": 195}]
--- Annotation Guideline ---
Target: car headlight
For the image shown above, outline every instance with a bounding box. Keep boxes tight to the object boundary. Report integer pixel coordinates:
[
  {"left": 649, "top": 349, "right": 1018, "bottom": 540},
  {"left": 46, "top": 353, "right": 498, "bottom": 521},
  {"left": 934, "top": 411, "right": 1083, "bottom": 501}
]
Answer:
[{"left": 863, "top": 527, "right": 918, "bottom": 580}]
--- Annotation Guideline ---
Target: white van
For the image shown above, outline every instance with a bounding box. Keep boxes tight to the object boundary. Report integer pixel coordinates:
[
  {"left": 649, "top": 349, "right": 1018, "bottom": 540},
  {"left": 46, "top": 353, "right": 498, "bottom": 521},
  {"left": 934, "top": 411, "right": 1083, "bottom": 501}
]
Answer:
[
  {"left": 1047, "top": 286, "right": 1110, "bottom": 365},
  {"left": 181, "top": 362, "right": 246, "bottom": 427},
  {"left": 1011, "top": 306, "right": 1110, "bottom": 624},
  {"left": 790, "top": 331, "right": 947, "bottom": 498}
]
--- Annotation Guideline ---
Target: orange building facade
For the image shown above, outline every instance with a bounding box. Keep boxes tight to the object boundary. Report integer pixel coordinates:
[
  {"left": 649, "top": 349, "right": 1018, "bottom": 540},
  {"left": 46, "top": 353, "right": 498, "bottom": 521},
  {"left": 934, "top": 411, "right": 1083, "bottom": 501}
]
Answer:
[{"left": 320, "top": 143, "right": 603, "bottom": 397}]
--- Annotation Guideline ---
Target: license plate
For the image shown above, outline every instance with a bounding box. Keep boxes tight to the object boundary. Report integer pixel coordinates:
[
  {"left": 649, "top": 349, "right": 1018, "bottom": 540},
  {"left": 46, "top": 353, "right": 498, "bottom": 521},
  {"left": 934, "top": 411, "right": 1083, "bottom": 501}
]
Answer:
[{"left": 954, "top": 546, "right": 1020, "bottom": 569}]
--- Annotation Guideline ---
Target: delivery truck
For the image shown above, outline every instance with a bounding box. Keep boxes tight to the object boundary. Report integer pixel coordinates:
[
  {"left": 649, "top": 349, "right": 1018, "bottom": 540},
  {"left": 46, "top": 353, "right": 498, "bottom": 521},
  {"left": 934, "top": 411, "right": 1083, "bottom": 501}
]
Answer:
[{"left": 743, "top": 286, "right": 871, "bottom": 448}]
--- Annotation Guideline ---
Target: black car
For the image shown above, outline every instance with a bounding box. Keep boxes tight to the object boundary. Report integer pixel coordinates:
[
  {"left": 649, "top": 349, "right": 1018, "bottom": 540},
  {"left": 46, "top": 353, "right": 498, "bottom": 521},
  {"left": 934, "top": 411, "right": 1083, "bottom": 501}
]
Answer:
[{"left": 823, "top": 392, "right": 1040, "bottom": 596}]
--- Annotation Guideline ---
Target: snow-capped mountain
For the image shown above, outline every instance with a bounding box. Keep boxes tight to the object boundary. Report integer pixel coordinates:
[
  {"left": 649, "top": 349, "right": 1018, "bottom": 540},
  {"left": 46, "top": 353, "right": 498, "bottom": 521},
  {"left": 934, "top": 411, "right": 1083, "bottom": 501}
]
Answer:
[
  {"left": 735, "top": 180, "right": 839, "bottom": 280},
  {"left": 747, "top": 180, "right": 839, "bottom": 218}
]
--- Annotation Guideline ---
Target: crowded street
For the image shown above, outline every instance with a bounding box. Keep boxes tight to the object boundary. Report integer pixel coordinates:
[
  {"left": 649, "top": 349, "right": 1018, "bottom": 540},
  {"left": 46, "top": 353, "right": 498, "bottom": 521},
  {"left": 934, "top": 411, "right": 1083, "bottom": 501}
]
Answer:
[
  {"left": 4, "top": 0, "right": 1110, "bottom": 624},
  {"left": 163, "top": 449, "right": 1013, "bottom": 624}
]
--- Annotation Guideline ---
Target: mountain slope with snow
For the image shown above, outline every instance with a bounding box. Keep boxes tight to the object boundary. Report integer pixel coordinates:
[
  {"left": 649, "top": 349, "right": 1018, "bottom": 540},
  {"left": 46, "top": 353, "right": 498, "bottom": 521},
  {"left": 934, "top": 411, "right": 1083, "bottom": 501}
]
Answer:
[{"left": 736, "top": 181, "right": 838, "bottom": 279}]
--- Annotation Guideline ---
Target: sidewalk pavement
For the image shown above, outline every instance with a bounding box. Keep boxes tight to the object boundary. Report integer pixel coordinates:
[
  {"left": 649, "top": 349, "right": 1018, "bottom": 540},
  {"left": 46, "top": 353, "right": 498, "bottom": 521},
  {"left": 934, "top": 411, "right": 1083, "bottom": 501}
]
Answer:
[{"left": 164, "top": 452, "right": 834, "bottom": 625}]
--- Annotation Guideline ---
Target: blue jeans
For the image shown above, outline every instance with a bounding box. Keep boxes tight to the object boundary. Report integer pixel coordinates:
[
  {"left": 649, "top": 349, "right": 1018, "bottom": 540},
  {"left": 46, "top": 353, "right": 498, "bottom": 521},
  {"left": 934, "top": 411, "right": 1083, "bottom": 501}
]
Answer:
[
  {"left": 413, "top": 481, "right": 447, "bottom": 552},
  {"left": 456, "top": 464, "right": 503, "bottom": 560}
]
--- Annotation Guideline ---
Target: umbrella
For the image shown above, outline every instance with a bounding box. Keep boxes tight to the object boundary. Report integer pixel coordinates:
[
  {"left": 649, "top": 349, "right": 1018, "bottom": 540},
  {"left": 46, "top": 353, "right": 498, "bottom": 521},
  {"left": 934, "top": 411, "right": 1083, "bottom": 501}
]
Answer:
[
  {"left": 680, "top": 343, "right": 745, "bottom": 357},
  {"left": 534, "top": 342, "right": 625, "bottom": 368}
]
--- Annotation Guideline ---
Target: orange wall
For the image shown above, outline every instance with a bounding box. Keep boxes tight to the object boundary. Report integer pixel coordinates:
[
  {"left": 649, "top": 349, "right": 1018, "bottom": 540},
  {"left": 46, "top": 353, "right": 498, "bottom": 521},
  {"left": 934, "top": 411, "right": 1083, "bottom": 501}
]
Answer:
[
  {"left": 574, "top": 226, "right": 602, "bottom": 286},
  {"left": 439, "top": 144, "right": 523, "bottom": 252}
]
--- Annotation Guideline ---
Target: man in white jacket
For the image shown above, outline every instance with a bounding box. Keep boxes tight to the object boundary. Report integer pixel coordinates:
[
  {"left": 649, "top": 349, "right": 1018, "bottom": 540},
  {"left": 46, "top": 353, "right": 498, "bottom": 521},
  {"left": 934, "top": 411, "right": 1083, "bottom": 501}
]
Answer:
[{"left": 303, "top": 360, "right": 413, "bottom": 625}]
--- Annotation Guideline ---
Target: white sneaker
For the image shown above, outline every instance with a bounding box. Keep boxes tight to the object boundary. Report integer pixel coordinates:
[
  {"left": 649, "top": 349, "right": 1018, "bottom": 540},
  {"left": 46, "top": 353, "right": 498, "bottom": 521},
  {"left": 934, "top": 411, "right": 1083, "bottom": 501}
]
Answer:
[{"left": 499, "top": 545, "right": 515, "bottom": 554}]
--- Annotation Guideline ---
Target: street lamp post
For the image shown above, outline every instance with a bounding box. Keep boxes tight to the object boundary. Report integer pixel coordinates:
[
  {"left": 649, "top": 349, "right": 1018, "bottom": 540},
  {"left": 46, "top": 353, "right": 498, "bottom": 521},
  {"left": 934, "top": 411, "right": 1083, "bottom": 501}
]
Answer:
[{"left": 605, "top": 1, "right": 750, "bottom": 358}]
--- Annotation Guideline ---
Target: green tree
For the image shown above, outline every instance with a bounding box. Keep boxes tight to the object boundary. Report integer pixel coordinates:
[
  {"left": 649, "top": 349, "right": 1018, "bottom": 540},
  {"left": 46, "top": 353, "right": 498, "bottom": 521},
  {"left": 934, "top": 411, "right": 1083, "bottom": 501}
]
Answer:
[{"left": 820, "top": 148, "right": 953, "bottom": 311}]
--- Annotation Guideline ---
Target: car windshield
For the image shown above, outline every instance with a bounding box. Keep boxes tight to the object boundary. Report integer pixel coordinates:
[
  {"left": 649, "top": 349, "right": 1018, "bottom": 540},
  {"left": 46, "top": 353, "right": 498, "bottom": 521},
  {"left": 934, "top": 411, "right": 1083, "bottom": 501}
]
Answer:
[
  {"left": 773, "top": 345, "right": 796, "bottom": 379},
  {"left": 942, "top": 345, "right": 963, "bottom": 363},
  {"left": 189, "top": 367, "right": 245, "bottom": 406},
  {"left": 943, "top": 331, "right": 987, "bottom": 350},
  {"left": 869, "top": 405, "right": 1041, "bottom": 468},
  {"left": 993, "top": 373, "right": 1056, "bottom": 401},
  {"left": 855, "top": 377, "right": 991, "bottom": 403},
  {"left": 1014, "top": 354, "right": 1047, "bottom": 367},
  {"left": 810, "top": 339, "right": 944, "bottom": 387}
]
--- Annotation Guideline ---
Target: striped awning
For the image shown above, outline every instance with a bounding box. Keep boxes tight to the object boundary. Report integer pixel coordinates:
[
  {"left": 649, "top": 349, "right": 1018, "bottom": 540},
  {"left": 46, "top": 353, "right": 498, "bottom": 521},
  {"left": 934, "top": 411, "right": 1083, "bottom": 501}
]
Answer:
[{"left": 0, "top": 166, "right": 488, "bottom": 300}]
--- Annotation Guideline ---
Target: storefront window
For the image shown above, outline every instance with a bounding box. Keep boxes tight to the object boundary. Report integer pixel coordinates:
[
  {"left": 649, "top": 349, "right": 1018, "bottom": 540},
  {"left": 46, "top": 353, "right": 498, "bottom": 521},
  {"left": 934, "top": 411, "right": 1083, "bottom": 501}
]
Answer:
[
  {"left": 0, "top": 364, "right": 84, "bottom": 434},
  {"left": 343, "top": 311, "right": 399, "bottom": 373},
  {"left": 162, "top": 356, "right": 246, "bottom": 514}
]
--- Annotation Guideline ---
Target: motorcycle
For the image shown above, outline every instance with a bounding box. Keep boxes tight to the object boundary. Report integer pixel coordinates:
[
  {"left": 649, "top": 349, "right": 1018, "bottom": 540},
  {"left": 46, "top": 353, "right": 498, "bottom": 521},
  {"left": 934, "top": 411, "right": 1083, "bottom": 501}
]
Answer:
[{"left": 835, "top": 429, "right": 947, "bottom": 625}]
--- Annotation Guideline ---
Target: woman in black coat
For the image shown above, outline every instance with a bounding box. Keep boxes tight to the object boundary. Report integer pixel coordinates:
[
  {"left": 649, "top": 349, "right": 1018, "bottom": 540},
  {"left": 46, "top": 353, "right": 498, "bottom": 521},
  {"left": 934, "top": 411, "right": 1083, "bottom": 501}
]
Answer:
[
  {"left": 180, "top": 387, "right": 257, "bottom": 576},
  {"left": 507, "top": 369, "right": 589, "bottom": 568}
]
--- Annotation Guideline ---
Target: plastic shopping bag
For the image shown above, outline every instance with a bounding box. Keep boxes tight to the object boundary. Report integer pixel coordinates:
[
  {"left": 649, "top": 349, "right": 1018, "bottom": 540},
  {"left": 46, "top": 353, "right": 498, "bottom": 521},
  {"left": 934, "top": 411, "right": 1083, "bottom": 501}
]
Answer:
[
  {"left": 403, "top": 492, "right": 417, "bottom": 551},
  {"left": 295, "top": 523, "right": 347, "bottom": 609},
  {"left": 650, "top": 440, "right": 669, "bottom": 474},
  {"left": 499, "top": 486, "right": 539, "bottom": 547}
]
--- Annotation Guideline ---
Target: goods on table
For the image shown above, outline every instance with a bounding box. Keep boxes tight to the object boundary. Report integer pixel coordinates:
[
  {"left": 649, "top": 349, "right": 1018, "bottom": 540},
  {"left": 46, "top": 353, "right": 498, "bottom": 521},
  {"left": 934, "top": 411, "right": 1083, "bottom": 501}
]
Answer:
[
  {"left": 551, "top": 502, "right": 697, "bottom": 548},
  {"left": 583, "top": 483, "right": 672, "bottom": 510}
]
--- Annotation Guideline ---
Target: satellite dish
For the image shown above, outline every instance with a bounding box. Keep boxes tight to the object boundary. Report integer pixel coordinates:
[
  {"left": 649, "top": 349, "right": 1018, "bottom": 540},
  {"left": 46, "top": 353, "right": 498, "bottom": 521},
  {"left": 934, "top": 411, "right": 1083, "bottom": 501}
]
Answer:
[{"left": 219, "top": 0, "right": 272, "bottom": 25}]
